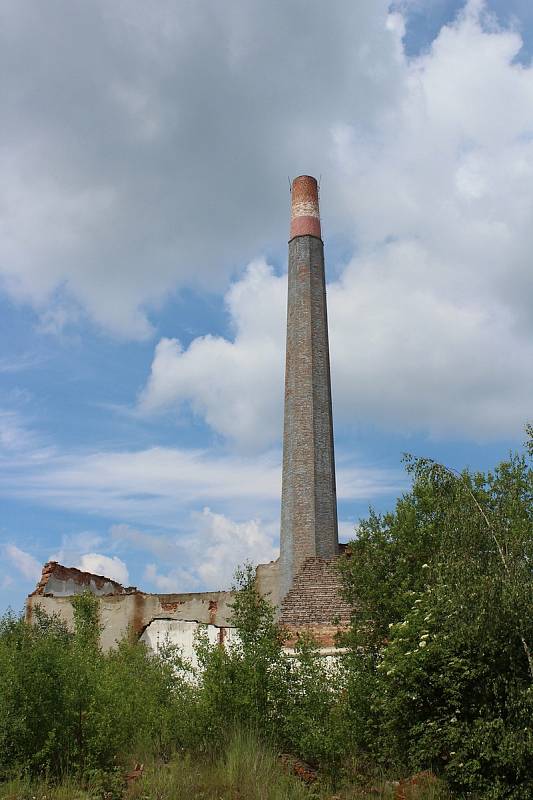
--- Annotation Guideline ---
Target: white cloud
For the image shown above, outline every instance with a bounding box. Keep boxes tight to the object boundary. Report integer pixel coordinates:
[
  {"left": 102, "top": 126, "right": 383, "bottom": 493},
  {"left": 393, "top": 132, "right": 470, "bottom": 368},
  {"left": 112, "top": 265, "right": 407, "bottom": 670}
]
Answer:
[
  {"left": 144, "top": 563, "right": 196, "bottom": 593},
  {"left": 0, "top": 410, "right": 36, "bottom": 453},
  {"left": 77, "top": 553, "right": 129, "bottom": 585},
  {"left": 327, "top": 2, "right": 533, "bottom": 438},
  {"left": 48, "top": 531, "right": 105, "bottom": 566},
  {"left": 139, "top": 260, "right": 286, "bottom": 450},
  {"left": 327, "top": 243, "right": 533, "bottom": 439},
  {"left": 138, "top": 247, "right": 532, "bottom": 445},
  {"left": 114, "top": 510, "right": 278, "bottom": 593},
  {"left": 3, "top": 3, "right": 531, "bottom": 450},
  {"left": 192, "top": 508, "right": 278, "bottom": 589},
  {"left": 0, "top": 0, "right": 400, "bottom": 338},
  {"left": 2, "top": 445, "right": 282, "bottom": 524},
  {"left": 5, "top": 544, "right": 42, "bottom": 581},
  {"left": 137, "top": 4, "right": 533, "bottom": 444},
  {"left": 0, "top": 433, "right": 398, "bottom": 529}
]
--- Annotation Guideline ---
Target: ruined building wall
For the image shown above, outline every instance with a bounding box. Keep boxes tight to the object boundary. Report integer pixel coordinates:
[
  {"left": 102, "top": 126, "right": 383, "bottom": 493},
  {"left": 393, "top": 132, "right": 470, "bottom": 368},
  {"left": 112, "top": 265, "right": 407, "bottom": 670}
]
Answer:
[
  {"left": 27, "top": 556, "right": 350, "bottom": 656},
  {"left": 28, "top": 562, "right": 236, "bottom": 654}
]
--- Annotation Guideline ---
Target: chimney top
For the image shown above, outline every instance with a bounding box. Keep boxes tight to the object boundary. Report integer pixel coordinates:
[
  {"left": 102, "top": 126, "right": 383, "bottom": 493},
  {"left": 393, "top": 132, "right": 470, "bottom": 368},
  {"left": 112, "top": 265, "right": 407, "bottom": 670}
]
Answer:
[{"left": 290, "top": 175, "right": 321, "bottom": 240}]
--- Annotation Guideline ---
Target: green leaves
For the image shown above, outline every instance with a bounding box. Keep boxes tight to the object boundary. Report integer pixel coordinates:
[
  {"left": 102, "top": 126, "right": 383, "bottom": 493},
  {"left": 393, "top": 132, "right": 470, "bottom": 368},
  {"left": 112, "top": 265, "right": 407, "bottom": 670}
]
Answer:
[
  {"left": 0, "top": 595, "right": 190, "bottom": 781},
  {"left": 340, "top": 444, "right": 533, "bottom": 798}
]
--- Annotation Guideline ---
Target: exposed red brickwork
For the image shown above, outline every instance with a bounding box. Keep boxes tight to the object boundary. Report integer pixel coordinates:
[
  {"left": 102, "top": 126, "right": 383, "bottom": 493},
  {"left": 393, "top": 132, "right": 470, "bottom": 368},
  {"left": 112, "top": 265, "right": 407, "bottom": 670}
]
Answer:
[
  {"left": 290, "top": 175, "right": 321, "bottom": 239},
  {"left": 395, "top": 771, "right": 438, "bottom": 800},
  {"left": 208, "top": 599, "right": 218, "bottom": 625},
  {"left": 279, "top": 754, "right": 318, "bottom": 784},
  {"left": 160, "top": 600, "right": 182, "bottom": 613},
  {"left": 31, "top": 561, "right": 135, "bottom": 596},
  {"left": 280, "top": 556, "right": 351, "bottom": 627},
  {"left": 282, "top": 623, "right": 347, "bottom": 649}
]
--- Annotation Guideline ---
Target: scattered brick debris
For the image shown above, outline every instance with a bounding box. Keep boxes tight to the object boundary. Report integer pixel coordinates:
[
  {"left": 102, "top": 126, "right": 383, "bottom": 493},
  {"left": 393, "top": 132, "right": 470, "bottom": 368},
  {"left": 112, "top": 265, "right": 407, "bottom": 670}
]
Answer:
[
  {"left": 125, "top": 762, "right": 144, "bottom": 783},
  {"left": 395, "top": 770, "right": 438, "bottom": 800},
  {"left": 279, "top": 753, "right": 318, "bottom": 784}
]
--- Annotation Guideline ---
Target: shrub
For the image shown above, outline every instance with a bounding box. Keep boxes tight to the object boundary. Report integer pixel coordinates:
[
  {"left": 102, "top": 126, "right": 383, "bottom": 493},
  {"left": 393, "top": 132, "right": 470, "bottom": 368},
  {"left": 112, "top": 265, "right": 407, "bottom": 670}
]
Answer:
[
  {"left": 0, "top": 593, "right": 190, "bottom": 780},
  {"left": 191, "top": 564, "right": 287, "bottom": 746},
  {"left": 341, "top": 449, "right": 533, "bottom": 799}
]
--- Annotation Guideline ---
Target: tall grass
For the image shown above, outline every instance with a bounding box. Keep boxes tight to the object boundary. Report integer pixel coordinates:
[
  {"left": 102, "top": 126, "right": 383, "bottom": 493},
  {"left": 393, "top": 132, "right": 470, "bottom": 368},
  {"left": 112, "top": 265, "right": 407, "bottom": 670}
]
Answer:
[
  {"left": 128, "top": 731, "right": 310, "bottom": 800},
  {"left": 0, "top": 733, "right": 450, "bottom": 800},
  {"left": 0, "top": 776, "right": 91, "bottom": 799}
]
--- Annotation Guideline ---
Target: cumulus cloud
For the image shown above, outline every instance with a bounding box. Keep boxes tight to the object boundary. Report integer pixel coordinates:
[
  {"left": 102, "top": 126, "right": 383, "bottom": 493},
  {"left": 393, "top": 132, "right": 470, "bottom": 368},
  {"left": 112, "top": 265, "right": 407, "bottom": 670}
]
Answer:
[
  {"left": 139, "top": 260, "right": 286, "bottom": 449},
  {"left": 3, "top": 534, "right": 128, "bottom": 591},
  {"left": 48, "top": 531, "right": 105, "bottom": 566},
  {"left": 143, "top": 564, "right": 193, "bottom": 594},
  {"left": 5, "top": 544, "right": 42, "bottom": 581},
  {"left": 0, "top": 0, "right": 400, "bottom": 338},
  {"left": 327, "top": 243, "right": 533, "bottom": 439},
  {"left": 113, "top": 510, "right": 278, "bottom": 593},
  {"left": 192, "top": 508, "right": 278, "bottom": 588},
  {"left": 2, "top": 2, "right": 531, "bottom": 438},
  {"left": 138, "top": 4, "right": 533, "bottom": 444},
  {"left": 77, "top": 553, "right": 129, "bottom": 585}
]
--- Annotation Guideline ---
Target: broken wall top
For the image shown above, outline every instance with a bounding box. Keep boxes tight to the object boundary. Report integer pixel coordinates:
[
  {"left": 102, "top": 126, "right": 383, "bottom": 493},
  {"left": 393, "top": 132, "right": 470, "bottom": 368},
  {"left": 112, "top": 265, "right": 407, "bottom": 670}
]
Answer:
[{"left": 31, "top": 561, "right": 138, "bottom": 598}]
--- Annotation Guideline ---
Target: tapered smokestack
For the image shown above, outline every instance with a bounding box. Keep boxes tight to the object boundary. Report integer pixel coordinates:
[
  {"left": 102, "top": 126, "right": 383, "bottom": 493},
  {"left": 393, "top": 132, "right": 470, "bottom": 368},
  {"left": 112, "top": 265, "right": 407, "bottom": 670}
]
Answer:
[
  {"left": 290, "top": 175, "right": 322, "bottom": 240},
  {"left": 279, "top": 175, "right": 339, "bottom": 601}
]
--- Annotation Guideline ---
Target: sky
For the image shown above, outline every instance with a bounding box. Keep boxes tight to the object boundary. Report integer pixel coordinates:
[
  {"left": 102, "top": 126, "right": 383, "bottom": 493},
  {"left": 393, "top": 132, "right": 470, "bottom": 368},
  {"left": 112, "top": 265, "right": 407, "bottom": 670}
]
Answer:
[{"left": 1, "top": 0, "right": 532, "bottom": 612}]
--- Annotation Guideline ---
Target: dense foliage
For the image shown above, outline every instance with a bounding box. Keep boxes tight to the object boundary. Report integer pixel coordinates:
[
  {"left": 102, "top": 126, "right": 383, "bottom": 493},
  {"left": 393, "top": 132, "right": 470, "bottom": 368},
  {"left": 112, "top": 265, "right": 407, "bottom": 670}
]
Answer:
[
  {"left": 0, "top": 595, "right": 191, "bottom": 784},
  {"left": 0, "top": 436, "right": 531, "bottom": 799},
  {"left": 340, "top": 447, "right": 533, "bottom": 799}
]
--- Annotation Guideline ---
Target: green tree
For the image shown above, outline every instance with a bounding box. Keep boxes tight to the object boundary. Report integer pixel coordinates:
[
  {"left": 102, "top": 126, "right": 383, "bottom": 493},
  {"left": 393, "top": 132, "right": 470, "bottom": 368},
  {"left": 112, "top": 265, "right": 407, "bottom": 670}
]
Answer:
[
  {"left": 277, "top": 633, "right": 351, "bottom": 776},
  {"left": 192, "top": 563, "right": 286, "bottom": 745},
  {"left": 340, "top": 446, "right": 533, "bottom": 799},
  {"left": 0, "top": 608, "right": 73, "bottom": 777}
]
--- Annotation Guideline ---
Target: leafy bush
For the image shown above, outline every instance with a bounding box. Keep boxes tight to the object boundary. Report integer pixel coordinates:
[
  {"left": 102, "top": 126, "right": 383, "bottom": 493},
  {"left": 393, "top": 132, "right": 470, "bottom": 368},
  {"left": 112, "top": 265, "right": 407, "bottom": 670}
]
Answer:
[
  {"left": 276, "top": 633, "right": 351, "bottom": 775},
  {"left": 191, "top": 565, "right": 352, "bottom": 776},
  {"left": 190, "top": 564, "right": 287, "bottom": 746},
  {"left": 340, "top": 448, "right": 533, "bottom": 799},
  {"left": 0, "top": 594, "right": 190, "bottom": 781}
]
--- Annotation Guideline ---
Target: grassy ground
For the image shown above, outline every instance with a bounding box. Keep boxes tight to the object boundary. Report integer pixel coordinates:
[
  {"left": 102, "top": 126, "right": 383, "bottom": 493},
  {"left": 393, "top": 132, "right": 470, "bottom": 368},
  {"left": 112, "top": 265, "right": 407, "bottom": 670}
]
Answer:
[{"left": 0, "top": 734, "right": 450, "bottom": 800}]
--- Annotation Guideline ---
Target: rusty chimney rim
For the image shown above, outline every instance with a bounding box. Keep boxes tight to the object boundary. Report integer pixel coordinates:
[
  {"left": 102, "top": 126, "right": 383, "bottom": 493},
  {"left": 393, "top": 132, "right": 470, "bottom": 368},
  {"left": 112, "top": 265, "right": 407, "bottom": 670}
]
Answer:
[{"left": 290, "top": 175, "right": 322, "bottom": 241}]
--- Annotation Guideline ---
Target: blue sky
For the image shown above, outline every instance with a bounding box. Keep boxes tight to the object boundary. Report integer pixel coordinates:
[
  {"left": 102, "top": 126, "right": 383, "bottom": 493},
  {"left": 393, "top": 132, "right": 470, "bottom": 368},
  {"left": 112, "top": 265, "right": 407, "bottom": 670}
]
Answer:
[{"left": 1, "top": 0, "right": 532, "bottom": 612}]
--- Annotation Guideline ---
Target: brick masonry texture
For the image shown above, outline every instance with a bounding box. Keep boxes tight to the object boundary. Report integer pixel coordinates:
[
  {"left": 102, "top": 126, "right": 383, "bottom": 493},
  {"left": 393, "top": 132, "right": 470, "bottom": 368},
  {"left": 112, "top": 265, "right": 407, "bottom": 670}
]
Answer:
[
  {"left": 290, "top": 175, "right": 322, "bottom": 239},
  {"left": 279, "top": 230, "right": 339, "bottom": 600},
  {"left": 280, "top": 556, "right": 351, "bottom": 626}
]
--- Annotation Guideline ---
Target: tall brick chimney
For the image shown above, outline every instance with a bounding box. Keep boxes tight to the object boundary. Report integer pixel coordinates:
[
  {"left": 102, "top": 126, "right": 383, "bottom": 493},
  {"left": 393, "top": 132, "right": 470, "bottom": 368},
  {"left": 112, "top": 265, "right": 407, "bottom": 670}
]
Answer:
[{"left": 279, "top": 176, "right": 339, "bottom": 600}]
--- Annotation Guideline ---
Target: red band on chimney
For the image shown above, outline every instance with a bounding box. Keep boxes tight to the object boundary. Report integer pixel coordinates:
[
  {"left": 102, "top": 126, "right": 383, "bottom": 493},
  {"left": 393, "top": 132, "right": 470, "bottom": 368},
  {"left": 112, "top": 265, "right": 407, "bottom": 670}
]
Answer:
[{"left": 290, "top": 175, "right": 321, "bottom": 239}]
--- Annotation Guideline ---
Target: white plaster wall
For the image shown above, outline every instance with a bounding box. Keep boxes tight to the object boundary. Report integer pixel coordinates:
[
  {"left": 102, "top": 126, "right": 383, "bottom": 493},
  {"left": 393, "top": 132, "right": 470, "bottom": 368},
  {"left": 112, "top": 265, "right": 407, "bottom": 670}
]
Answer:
[{"left": 139, "top": 619, "right": 238, "bottom": 673}]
